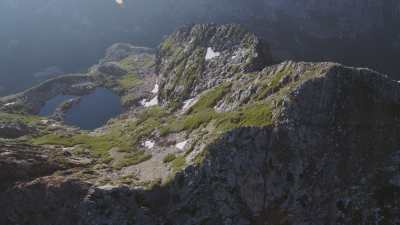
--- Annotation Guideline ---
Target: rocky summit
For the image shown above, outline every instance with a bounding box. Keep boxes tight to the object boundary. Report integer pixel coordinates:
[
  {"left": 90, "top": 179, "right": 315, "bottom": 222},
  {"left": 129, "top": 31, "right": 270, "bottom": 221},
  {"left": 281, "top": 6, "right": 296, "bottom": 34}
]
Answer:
[{"left": 0, "top": 24, "right": 400, "bottom": 225}]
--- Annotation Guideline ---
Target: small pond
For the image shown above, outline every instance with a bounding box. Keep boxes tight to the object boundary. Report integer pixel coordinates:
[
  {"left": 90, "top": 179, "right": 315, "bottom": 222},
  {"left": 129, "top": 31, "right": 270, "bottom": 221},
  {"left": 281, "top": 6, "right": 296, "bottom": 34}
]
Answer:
[{"left": 39, "top": 87, "right": 122, "bottom": 130}]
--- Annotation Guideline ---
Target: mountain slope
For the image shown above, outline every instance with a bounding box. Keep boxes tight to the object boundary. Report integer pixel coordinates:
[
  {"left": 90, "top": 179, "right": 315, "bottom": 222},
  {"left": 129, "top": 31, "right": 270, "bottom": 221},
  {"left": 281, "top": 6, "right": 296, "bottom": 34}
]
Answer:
[{"left": 0, "top": 24, "right": 400, "bottom": 225}]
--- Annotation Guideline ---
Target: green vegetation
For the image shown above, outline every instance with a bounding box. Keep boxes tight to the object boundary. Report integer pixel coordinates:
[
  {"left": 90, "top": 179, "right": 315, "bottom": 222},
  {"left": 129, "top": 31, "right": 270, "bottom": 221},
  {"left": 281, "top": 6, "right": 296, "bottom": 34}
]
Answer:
[
  {"left": 187, "top": 84, "right": 230, "bottom": 114},
  {"left": 121, "top": 93, "right": 137, "bottom": 106},
  {"left": 163, "top": 153, "right": 177, "bottom": 163},
  {"left": 32, "top": 106, "right": 168, "bottom": 159},
  {"left": 0, "top": 112, "right": 42, "bottom": 125},
  {"left": 160, "top": 37, "right": 174, "bottom": 52},
  {"left": 118, "top": 55, "right": 154, "bottom": 71},
  {"left": 113, "top": 151, "right": 152, "bottom": 170},
  {"left": 32, "top": 133, "right": 126, "bottom": 158},
  {"left": 170, "top": 154, "right": 186, "bottom": 172},
  {"left": 193, "top": 149, "right": 208, "bottom": 165},
  {"left": 214, "top": 103, "right": 272, "bottom": 132},
  {"left": 256, "top": 65, "right": 293, "bottom": 100},
  {"left": 117, "top": 74, "right": 143, "bottom": 90},
  {"left": 159, "top": 83, "right": 273, "bottom": 136}
]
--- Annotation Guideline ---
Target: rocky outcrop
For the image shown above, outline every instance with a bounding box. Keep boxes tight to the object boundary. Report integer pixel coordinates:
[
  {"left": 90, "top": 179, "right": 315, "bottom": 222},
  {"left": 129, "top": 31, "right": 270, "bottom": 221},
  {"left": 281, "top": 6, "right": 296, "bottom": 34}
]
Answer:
[
  {"left": 1, "top": 24, "right": 400, "bottom": 225},
  {"left": 164, "top": 64, "right": 400, "bottom": 225},
  {"left": 0, "top": 74, "right": 96, "bottom": 114},
  {"left": 0, "top": 121, "right": 35, "bottom": 138},
  {"left": 0, "top": 142, "right": 78, "bottom": 191},
  {"left": 157, "top": 24, "right": 272, "bottom": 104}
]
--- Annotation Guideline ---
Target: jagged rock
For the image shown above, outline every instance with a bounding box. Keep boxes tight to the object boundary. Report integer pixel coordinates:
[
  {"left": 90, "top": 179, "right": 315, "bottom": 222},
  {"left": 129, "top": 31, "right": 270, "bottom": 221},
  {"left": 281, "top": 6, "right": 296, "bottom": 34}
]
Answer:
[
  {"left": 157, "top": 24, "right": 273, "bottom": 104},
  {"left": 1, "top": 24, "right": 400, "bottom": 225},
  {"left": 0, "top": 121, "right": 35, "bottom": 138},
  {"left": 0, "top": 142, "right": 78, "bottom": 191},
  {"left": 165, "top": 64, "right": 400, "bottom": 225},
  {"left": 0, "top": 177, "right": 90, "bottom": 225}
]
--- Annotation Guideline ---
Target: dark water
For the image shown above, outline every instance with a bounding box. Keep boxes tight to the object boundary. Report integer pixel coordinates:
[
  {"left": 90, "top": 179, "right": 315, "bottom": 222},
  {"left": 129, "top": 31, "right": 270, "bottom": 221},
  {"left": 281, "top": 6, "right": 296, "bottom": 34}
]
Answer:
[
  {"left": 39, "top": 95, "right": 75, "bottom": 116},
  {"left": 39, "top": 88, "right": 122, "bottom": 130}
]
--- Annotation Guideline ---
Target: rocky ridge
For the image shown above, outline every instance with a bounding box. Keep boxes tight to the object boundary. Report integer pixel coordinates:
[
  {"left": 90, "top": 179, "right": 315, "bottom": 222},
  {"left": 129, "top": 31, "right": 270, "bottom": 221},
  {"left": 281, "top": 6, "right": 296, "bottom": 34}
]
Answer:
[{"left": 0, "top": 24, "right": 399, "bottom": 225}]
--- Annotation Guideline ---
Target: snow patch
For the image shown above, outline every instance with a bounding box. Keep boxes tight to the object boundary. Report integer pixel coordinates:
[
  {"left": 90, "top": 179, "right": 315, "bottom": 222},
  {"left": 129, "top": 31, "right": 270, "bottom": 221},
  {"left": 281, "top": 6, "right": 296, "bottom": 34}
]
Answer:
[
  {"left": 115, "top": 0, "right": 124, "bottom": 5},
  {"left": 97, "top": 184, "right": 118, "bottom": 191},
  {"left": 140, "top": 96, "right": 159, "bottom": 107},
  {"left": 176, "top": 140, "right": 188, "bottom": 150},
  {"left": 40, "top": 120, "right": 50, "bottom": 124},
  {"left": 4, "top": 102, "right": 17, "bottom": 107},
  {"left": 151, "top": 84, "right": 159, "bottom": 94},
  {"left": 182, "top": 97, "right": 197, "bottom": 111},
  {"left": 143, "top": 140, "right": 155, "bottom": 149},
  {"left": 205, "top": 47, "right": 220, "bottom": 60},
  {"left": 231, "top": 49, "right": 244, "bottom": 61}
]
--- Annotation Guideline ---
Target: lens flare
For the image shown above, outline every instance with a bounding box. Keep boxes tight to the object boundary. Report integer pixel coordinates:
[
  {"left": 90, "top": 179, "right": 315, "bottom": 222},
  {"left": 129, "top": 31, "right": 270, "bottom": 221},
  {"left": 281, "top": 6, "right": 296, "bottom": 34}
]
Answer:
[{"left": 115, "top": 0, "right": 124, "bottom": 5}]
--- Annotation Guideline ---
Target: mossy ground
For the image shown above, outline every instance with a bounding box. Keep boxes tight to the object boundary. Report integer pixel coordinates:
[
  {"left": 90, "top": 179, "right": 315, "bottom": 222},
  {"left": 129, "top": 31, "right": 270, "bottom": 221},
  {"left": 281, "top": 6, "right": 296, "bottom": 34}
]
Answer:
[
  {"left": 117, "top": 73, "right": 143, "bottom": 90},
  {"left": 0, "top": 112, "right": 42, "bottom": 125},
  {"left": 118, "top": 55, "right": 155, "bottom": 72},
  {"left": 31, "top": 107, "right": 167, "bottom": 168},
  {"left": 29, "top": 62, "right": 318, "bottom": 173}
]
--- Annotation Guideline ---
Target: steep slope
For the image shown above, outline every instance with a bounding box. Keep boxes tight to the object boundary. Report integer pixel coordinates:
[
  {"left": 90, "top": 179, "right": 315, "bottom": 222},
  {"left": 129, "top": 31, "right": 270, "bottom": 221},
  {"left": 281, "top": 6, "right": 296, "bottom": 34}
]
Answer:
[{"left": 0, "top": 24, "right": 400, "bottom": 225}]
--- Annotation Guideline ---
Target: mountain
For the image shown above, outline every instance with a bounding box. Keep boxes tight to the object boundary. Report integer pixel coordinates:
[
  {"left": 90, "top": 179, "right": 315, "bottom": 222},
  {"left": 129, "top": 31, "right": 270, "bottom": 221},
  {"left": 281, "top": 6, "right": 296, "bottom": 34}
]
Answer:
[
  {"left": 1, "top": 0, "right": 400, "bottom": 96},
  {"left": 0, "top": 24, "right": 400, "bottom": 225}
]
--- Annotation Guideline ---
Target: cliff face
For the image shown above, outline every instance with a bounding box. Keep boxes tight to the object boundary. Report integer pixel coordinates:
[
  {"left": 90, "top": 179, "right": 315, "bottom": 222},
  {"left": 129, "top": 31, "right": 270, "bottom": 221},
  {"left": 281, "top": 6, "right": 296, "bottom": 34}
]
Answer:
[
  {"left": 165, "top": 63, "right": 400, "bottom": 225},
  {"left": 157, "top": 24, "right": 272, "bottom": 104},
  {"left": 1, "top": 24, "right": 400, "bottom": 225}
]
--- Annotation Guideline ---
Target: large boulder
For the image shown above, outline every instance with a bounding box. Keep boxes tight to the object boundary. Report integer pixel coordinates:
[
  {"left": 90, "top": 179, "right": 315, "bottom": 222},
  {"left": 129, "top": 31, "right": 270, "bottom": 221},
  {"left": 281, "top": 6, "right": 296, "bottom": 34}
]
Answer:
[{"left": 157, "top": 24, "right": 273, "bottom": 104}]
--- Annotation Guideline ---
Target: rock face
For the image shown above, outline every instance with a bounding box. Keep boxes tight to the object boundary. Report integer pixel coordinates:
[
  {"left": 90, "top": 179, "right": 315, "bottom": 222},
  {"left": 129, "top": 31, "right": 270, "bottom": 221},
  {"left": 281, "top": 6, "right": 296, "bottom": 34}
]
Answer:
[
  {"left": 0, "top": 121, "right": 35, "bottom": 138},
  {"left": 165, "top": 64, "right": 400, "bottom": 225},
  {"left": 1, "top": 24, "right": 400, "bottom": 225},
  {"left": 157, "top": 24, "right": 272, "bottom": 104}
]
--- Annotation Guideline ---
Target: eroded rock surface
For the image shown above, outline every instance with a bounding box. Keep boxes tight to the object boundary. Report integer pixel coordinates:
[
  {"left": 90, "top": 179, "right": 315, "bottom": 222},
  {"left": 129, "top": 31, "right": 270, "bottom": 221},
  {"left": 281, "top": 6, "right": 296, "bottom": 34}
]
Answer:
[{"left": 1, "top": 24, "right": 399, "bottom": 225}]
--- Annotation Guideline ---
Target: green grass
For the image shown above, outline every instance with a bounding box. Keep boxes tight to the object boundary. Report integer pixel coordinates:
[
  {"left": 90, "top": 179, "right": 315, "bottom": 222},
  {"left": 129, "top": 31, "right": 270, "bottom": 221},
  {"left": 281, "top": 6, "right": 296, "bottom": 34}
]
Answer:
[
  {"left": 163, "top": 153, "right": 177, "bottom": 163},
  {"left": 256, "top": 65, "right": 293, "bottom": 100},
  {"left": 187, "top": 84, "right": 230, "bottom": 114},
  {"left": 159, "top": 109, "right": 216, "bottom": 136},
  {"left": 193, "top": 149, "right": 208, "bottom": 165},
  {"left": 0, "top": 112, "right": 42, "bottom": 125},
  {"left": 121, "top": 93, "right": 138, "bottom": 106},
  {"left": 113, "top": 151, "right": 152, "bottom": 169},
  {"left": 117, "top": 74, "right": 143, "bottom": 90},
  {"left": 215, "top": 103, "right": 272, "bottom": 132},
  {"left": 31, "top": 133, "right": 125, "bottom": 157},
  {"left": 32, "top": 106, "right": 168, "bottom": 159},
  {"left": 170, "top": 154, "right": 186, "bottom": 172},
  {"left": 118, "top": 55, "right": 154, "bottom": 71}
]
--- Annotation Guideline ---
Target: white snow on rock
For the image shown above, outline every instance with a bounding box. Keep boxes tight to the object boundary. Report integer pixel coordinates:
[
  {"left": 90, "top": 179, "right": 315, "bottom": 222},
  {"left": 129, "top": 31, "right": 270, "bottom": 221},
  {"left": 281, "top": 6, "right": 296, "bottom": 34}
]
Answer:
[
  {"left": 176, "top": 140, "right": 188, "bottom": 150},
  {"left": 40, "top": 120, "right": 50, "bottom": 125},
  {"left": 115, "top": 0, "right": 124, "bottom": 5},
  {"left": 97, "top": 184, "right": 118, "bottom": 191},
  {"left": 151, "top": 84, "right": 159, "bottom": 94},
  {"left": 143, "top": 140, "right": 155, "bottom": 149},
  {"left": 205, "top": 47, "right": 220, "bottom": 60},
  {"left": 140, "top": 96, "right": 159, "bottom": 107},
  {"left": 4, "top": 102, "right": 16, "bottom": 107},
  {"left": 182, "top": 97, "right": 198, "bottom": 111}
]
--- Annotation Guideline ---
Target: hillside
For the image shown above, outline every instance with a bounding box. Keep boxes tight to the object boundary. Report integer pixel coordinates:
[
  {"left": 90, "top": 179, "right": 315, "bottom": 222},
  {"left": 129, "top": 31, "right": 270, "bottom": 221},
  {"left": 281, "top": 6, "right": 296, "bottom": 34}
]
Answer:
[{"left": 0, "top": 24, "right": 400, "bottom": 225}]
